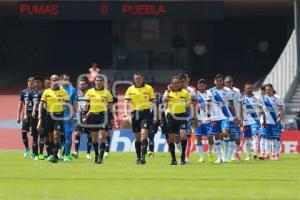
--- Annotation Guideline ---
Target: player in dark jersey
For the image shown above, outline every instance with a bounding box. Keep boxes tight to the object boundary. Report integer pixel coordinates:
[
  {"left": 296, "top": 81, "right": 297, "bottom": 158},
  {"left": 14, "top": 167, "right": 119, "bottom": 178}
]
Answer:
[
  {"left": 72, "top": 77, "right": 92, "bottom": 159},
  {"left": 30, "top": 76, "right": 44, "bottom": 160},
  {"left": 148, "top": 92, "right": 167, "bottom": 157},
  {"left": 17, "top": 77, "right": 34, "bottom": 157}
]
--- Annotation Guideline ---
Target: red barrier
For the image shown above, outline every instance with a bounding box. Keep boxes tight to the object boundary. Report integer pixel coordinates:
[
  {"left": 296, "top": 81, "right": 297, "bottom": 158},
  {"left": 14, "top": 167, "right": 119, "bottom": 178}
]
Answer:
[{"left": 280, "top": 131, "right": 300, "bottom": 153}]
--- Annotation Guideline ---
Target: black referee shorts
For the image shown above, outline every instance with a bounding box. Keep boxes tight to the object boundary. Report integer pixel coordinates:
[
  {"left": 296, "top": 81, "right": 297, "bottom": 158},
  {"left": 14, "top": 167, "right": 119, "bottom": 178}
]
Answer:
[
  {"left": 45, "top": 112, "right": 64, "bottom": 133},
  {"left": 87, "top": 112, "right": 107, "bottom": 132},
  {"left": 131, "top": 109, "right": 152, "bottom": 133},
  {"left": 166, "top": 112, "right": 187, "bottom": 135}
]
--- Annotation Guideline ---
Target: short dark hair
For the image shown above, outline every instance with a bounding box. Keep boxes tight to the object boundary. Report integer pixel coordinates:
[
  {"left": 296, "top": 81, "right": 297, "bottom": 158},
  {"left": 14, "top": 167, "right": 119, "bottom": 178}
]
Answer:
[
  {"left": 265, "top": 83, "right": 273, "bottom": 89},
  {"left": 178, "top": 73, "right": 186, "bottom": 80},
  {"left": 44, "top": 76, "right": 50, "bottom": 81},
  {"left": 244, "top": 82, "right": 252, "bottom": 86},
  {"left": 95, "top": 74, "right": 104, "bottom": 81},
  {"left": 79, "top": 77, "right": 88, "bottom": 84},
  {"left": 133, "top": 72, "right": 144, "bottom": 77},
  {"left": 197, "top": 79, "right": 206, "bottom": 84},
  {"left": 268, "top": 83, "right": 274, "bottom": 89},
  {"left": 34, "top": 76, "right": 43, "bottom": 82},
  {"left": 214, "top": 74, "right": 223, "bottom": 80}
]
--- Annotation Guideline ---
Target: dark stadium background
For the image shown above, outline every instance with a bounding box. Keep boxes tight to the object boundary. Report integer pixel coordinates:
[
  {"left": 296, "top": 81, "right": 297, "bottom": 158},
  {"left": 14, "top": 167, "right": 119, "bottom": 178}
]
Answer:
[{"left": 0, "top": 1, "right": 293, "bottom": 93}]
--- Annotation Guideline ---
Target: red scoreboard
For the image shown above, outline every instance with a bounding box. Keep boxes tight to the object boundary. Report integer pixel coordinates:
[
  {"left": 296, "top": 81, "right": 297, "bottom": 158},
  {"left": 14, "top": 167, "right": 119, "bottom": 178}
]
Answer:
[{"left": 18, "top": 1, "right": 223, "bottom": 19}]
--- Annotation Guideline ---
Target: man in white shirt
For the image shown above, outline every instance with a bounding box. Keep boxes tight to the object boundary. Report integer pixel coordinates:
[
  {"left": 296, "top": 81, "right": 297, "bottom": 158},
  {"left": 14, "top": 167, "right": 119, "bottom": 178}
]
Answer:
[
  {"left": 260, "top": 84, "right": 284, "bottom": 160},
  {"left": 206, "top": 74, "right": 237, "bottom": 163},
  {"left": 195, "top": 79, "right": 212, "bottom": 162},
  {"left": 224, "top": 76, "right": 242, "bottom": 161},
  {"left": 241, "top": 82, "right": 264, "bottom": 160}
]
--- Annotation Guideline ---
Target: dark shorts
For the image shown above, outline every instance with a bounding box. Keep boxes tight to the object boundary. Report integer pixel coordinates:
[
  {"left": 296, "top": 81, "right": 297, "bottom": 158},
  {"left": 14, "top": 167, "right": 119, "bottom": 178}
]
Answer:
[
  {"left": 21, "top": 116, "right": 32, "bottom": 132},
  {"left": 87, "top": 112, "right": 107, "bottom": 132},
  {"left": 75, "top": 112, "right": 87, "bottom": 133},
  {"left": 166, "top": 113, "right": 187, "bottom": 135},
  {"left": 131, "top": 109, "right": 152, "bottom": 133},
  {"left": 45, "top": 112, "right": 64, "bottom": 133}
]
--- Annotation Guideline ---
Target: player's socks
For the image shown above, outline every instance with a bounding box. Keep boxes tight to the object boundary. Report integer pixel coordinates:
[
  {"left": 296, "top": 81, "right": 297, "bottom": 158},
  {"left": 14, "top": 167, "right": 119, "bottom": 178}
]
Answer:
[
  {"left": 220, "top": 139, "right": 224, "bottom": 151},
  {"left": 53, "top": 143, "right": 60, "bottom": 160},
  {"left": 260, "top": 137, "right": 266, "bottom": 156},
  {"left": 32, "top": 134, "right": 39, "bottom": 157},
  {"left": 252, "top": 135, "right": 259, "bottom": 154},
  {"left": 45, "top": 141, "right": 51, "bottom": 156},
  {"left": 105, "top": 136, "right": 111, "bottom": 153},
  {"left": 208, "top": 143, "right": 214, "bottom": 154},
  {"left": 22, "top": 131, "right": 29, "bottom": 149},
  {"left": 141, "top": 139, "right": 148, "bottom": 159},
  {"left": 235, "top": 143, "right": 241, "bottom": 160},
  {"left": 228, "top": 140, "right": 235, "bottom": 160},
  {"left": 245, "top": 138, "right": 251, "bottom": 155},
  {"left": 271, "top": 139, "right": 277, "bottom": 158},
  {"left": 185, "top": 136, "right": 192, "bottom": 161},
  {"left": 265, "top": 139, "right": 271, "bottom": 158},
  {"left": 208, "top": 142, "right": 214, "bottom": 162},
  {"left": 74, "top": 135, "right": 81, "bottom": 153},
  {"left": 196, "top": 142, "right": 204, "bottom": 159},
  {"left": 99, "top": 142, "right": 105, "bottom": 163},
  {"left": 87, "top": 136, "right": 92, "bottom": 154},
  {"left": 92, "top": 142, "right": 99, "bottom": 156},
  {"left": 149, "top": 138, "right": 155, "bottom": 153},
  {"left": 60, "top": 135, "right": 65, "bottom": 148},
  {"left": 223, "top": 137, "right": 230, "bottom": 161},
  {"left": 214, "top": 140, "right": 222, "bottom": 161},
  {"left": 175, "top": 141, "right": 182, "bottom": 153},
  {"left": 39, "top": 136, "right": 45, "bottom": 155},
  {"left": 275, "top": 138, "right": 281, "bottom": 158},
  {"left": 180, "top": 140, "right": 187, "bottom": 163},
  {"left": 169, "top": 142, "right": 176, "bottom": 162},
  {"left": 135, "top": 141, "right": 141, "bottom": 159}
]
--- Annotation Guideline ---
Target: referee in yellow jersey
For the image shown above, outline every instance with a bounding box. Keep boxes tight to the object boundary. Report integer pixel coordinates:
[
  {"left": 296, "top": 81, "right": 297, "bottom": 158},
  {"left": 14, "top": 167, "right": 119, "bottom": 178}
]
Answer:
[
  {"left": 38, "top": 75, "right": 70, "bottom": 163},
  {"left": 124, "top": 73, "right": 157, "bottom": 165},
  {"left": 82, "top": 75, "right": 114, "bottom": 164},
  {"left": 163, "top": 76, "right": 194, "bottom": 165}
]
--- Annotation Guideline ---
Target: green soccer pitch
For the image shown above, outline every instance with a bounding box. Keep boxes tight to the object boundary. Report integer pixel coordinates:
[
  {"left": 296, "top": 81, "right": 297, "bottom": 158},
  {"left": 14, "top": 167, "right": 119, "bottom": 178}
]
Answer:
[{"left": 0, "top": 151, "right": 299, "bottom": 200}]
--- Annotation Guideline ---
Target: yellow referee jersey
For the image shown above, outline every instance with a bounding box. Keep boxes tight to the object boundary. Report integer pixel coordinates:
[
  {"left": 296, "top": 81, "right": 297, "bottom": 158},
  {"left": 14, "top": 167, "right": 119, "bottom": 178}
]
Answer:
[
  {"left": 41, "top": 88, "right": 70, "bottom": 113},
  {"left": 124, "top": 84, "right": 155, "bottom": 111},
  {"left": 85, "top": 88, "right": 113, "bottom": 113},
  {"left": 164, "top": 89, "right": 191, "bottom": 114}
]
